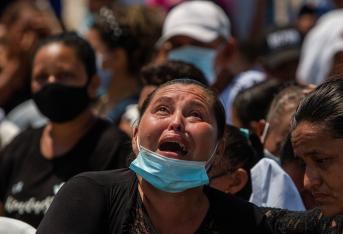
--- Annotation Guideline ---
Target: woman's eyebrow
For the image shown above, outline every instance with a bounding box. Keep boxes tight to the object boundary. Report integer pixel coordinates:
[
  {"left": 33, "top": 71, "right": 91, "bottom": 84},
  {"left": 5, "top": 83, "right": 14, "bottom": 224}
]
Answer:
[
  {"left": 185, "top": 101, "right": 208, "bottom": 111},
  {"left": 152, "top": 96, "right": 174, "bottom": 104},
  {"left": 305, "top": 150, "right": 332, "bottom": 158}
]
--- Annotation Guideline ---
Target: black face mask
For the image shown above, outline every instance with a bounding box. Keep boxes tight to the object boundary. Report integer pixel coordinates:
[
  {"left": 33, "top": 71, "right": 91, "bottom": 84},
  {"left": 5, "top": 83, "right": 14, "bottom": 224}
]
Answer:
[{"left": 33, "top": 83, "right": 91, "bottom": 123}]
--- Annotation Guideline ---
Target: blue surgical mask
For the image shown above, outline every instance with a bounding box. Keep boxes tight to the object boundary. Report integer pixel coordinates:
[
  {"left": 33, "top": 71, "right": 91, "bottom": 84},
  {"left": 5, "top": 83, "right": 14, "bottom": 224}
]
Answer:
[
  {"left": 129, "top": 142, "right": 217, "bottom": 193},
  {"left": 96, "top": 54, "right": 113, "bottom": 97},
  {"left": 167, "top": 45, "right": 216, "bottom": 84}
]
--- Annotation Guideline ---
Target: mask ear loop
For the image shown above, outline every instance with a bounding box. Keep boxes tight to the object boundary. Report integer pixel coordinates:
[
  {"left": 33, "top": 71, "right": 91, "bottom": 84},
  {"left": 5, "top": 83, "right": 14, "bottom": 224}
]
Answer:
[
  {"left": 205, "top": 143, "right": 218, "bottom": 170},
  {"left": 260, "top": 122, "right": 270, "bottom": 144},
  {"left": 136, "top": 136, "right": 141, "bottom": 151}
]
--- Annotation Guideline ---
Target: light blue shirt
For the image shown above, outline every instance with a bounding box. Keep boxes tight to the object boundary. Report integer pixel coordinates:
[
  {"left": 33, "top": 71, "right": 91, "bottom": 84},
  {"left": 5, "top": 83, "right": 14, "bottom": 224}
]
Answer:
[{"left": 249, "top": 158, "right": 306, "bottom": 211}]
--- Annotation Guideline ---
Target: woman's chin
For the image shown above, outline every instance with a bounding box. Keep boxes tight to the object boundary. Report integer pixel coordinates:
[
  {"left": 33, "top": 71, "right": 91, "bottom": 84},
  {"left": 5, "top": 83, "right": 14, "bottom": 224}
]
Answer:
[{"left": 320, "top": 204, "right": 343, "bottom": 217}]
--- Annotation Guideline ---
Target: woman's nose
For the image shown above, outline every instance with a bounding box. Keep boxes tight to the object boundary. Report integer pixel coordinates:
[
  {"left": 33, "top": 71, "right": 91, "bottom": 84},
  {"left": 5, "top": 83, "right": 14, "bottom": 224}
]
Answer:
[
  {"left": 304, "top": 166, "right": 321, "bottom": 191},
  {"left": 168, "top": 112, "right": 185, "bottom": 132},
  {"left": 47, "top": 75, "right": 58, "bottom": 84}
]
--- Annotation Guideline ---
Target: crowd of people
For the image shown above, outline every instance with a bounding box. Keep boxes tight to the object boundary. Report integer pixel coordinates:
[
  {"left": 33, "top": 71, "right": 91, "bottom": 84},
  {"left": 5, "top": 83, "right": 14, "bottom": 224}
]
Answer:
[{"left": 0, "top": 0, "right": 343, "bottom": 233}]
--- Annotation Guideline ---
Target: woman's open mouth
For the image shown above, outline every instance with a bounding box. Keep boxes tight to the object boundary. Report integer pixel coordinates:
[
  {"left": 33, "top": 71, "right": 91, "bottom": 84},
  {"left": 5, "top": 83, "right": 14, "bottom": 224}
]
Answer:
[{"left": 158, "top": 141, "right": 188, "bottom": 156}]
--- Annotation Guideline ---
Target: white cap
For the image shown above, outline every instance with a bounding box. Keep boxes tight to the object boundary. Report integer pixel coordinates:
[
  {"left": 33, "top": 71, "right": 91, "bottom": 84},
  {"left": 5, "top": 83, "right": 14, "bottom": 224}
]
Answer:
[{"left": 158, "top": 1, "right": 231, "bottom": 46}]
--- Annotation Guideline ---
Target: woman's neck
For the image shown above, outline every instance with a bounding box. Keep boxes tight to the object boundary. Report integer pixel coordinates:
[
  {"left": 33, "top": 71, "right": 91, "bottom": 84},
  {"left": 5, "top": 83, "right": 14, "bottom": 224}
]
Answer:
[
  {"left": 137, "top": 177, "right": 209, "bottom": 234},
  {"left": 40, "top": 109, "right": 97, "bottom": 159}
]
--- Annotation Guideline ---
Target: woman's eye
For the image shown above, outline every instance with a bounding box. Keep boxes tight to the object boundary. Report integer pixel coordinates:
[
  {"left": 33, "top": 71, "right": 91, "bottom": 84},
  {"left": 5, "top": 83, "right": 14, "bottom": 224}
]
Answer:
[
  {"left": 316, "top": 158, "right": 329, "bottom": 163},
  {"left": 156, "top": 106, "right": 169, "bottom": 113},
  {"left": 189, "top": 111, "right": 203, "bottom": 120},
  {"left": 315, "top": 157, "right": 332, "bottom": 167}
]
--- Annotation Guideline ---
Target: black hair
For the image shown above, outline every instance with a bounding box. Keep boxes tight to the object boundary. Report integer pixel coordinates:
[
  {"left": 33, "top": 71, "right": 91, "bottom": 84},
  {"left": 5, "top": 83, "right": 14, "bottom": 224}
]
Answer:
[
  {"left": 140, "top": 60, "right": 208, "bottom": 87},
  {"left": 91, "top": 6, "right": 162, "bottom": 75},
  {"left": 280, "top": 133, "right": 294, "bottom": 166},
  {"left": 92, "top": 7, "right": 135, "bottom": 52},
  {"left": 248, "top": 132, "right": 265, "bottom": 161},
  {"left": 224, "top": 126, "right": 259, "bottom": 172},
  {"left": 292, "top": 78, "right": 343, "bottom": 138},
  {"left": 298, "top": 4, "right": 316, "bottom": 17},
  {"left": 32, "top": 32, "right": 96, "bottom": 79},
  {"left": 280, "top": 133, "right": 300, "bottom": 166},
  {"left": 232, "top": 79, "right": 283, "bottom": 128},
  {"left": 140, "top": 78, "right": 226, "bottom": 139},
  {"left": 209, "top": 125, "right": 259, "bottom": 200}
]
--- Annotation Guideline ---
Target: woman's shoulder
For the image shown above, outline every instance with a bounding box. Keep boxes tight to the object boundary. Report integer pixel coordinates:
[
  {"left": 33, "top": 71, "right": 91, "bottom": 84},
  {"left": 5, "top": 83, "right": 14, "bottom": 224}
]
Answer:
[
  {"left": 72, "top": 168, "right": 136, "bottom": 188},
  {"left": 48, "top": 169, "right": 137, "bottom": 205},
  {"left": 37, "top": 169, "right": 137, "bottom": 234}
]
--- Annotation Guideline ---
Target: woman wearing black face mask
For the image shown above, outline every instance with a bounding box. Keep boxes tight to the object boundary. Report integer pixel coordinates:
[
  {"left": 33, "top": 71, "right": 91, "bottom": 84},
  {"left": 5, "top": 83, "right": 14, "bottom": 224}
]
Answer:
[{"left": 0, "top": 32, "right": 130, "bottom": 228}]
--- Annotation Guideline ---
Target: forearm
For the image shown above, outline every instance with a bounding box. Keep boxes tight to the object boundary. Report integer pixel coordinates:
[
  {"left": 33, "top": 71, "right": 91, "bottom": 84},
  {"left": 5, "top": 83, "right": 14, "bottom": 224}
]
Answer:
[{"left": 261, "top": 207, "right": 343, "bottom": 234}]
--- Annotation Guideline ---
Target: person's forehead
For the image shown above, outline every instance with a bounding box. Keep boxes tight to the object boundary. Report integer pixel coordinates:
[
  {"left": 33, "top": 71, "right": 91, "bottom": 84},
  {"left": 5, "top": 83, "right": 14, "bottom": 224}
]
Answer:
[
  {"left": 35, "top": 43, "right": 78, "bottom": 62},
  {"left": 293, "top": 122, "right": 319, "bottom": 136},
  {"left": 152, "top": 83, "right": 210, "bottom": 104},
  {"left": 41, "top": 43, "right": 63, "bottom": 54},
  {"left": 291, "top": 122, "right": 328, "bottom": 146},
  {"left": 291, "top": 122, "right": 343, "bottom": 161}
]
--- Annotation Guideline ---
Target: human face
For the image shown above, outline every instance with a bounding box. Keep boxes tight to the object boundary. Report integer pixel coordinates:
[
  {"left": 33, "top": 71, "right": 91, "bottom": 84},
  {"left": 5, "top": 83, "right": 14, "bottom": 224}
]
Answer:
[
  {"left": 155, "top": 35, "right": 227, "bottom": 68},
  {"left": 265, "top": 111, "right": 293, "bottom": 157},
  {"left": 292, "top": 121, "right": 343, "bottom": 216},
  {"left": 133, "top": 83, "right": 219, "bottom": 162},
  {"left": 31, "top": 43, "right": 89, "bottom": 93}
]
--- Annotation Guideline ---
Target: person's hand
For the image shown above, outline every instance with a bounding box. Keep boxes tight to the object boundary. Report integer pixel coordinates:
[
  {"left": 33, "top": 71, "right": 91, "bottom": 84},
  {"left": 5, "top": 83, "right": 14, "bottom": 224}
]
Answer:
[
  {"left": 32, "top": 10, "right": 63, "bottom": 36},
  {"left": 302, "top": 84, "right": 316, "bottom": 95},
  {"left": 15, "top": 6, "right": 62, "bottom": 54},
  {"left": 211, "top": 67, "right": 236, "bottom": 94},
  {"left": 212, "top": 40, "right": 246, "bottom": 94}
]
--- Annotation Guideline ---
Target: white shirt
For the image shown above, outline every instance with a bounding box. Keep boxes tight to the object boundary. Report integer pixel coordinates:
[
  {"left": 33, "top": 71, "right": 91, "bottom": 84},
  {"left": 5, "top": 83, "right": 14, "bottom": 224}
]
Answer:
[
  {"left": 249, "top": 158, "right": 306, "bottom": 211},
  {"left": 0, "top": 217, "right": 36, "bottom": 234}
]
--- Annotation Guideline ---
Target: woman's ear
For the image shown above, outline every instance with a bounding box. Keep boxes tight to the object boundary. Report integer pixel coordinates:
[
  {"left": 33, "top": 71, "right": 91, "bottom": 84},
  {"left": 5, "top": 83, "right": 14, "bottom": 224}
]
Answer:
[
  {"left": 225, "top": 168, "right": 249, "bottom": 194},
  {"left": 132, "top": 127, "right": 139, "bottom": 155},
  {"left": 250, "top": 119, "right": 266, "bottom": 138}
]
